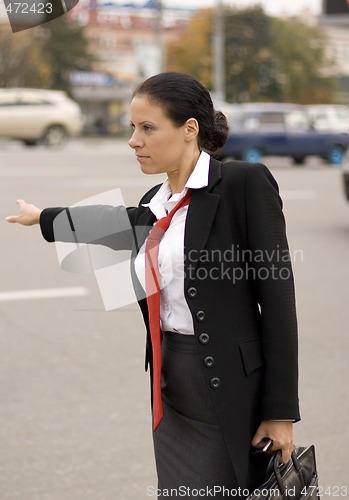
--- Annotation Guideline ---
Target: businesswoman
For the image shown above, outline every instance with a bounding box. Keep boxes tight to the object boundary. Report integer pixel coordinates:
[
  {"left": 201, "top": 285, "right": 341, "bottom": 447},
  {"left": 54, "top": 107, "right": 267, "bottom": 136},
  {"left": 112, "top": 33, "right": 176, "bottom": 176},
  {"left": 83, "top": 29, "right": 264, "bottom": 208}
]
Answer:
[{"left": 7, "top": 72, "right": 300, "bottom": 497}]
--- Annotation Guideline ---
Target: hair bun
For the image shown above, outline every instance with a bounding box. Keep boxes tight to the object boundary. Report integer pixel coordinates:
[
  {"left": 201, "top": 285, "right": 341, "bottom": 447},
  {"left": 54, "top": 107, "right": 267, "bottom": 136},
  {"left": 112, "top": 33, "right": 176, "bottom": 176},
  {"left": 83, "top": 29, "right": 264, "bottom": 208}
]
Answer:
[{"left": 199, "top": 110, "right": 229, "bottom": 154}]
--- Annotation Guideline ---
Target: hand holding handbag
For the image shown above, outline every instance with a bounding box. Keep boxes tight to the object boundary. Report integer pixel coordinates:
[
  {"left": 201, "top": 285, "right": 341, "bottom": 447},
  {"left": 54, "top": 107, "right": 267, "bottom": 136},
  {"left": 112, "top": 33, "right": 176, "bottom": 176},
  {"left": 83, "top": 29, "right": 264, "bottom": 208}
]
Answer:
[{"left": 248, "top": 445, "right": 319, "bottom": 499}]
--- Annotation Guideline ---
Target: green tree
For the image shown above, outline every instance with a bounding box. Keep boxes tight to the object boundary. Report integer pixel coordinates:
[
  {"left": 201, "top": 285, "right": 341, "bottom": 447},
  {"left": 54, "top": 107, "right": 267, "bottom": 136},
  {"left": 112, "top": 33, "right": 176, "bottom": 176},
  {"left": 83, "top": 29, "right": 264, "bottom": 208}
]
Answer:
[
  {"left": 166, "top": 9, "right": 213, "bottom": 89},
  {"left": 166, "top": 6, "right": 335, "bottom": 103},
  {"left": 0, "top": 16, "right": 95, "bottom": 92},
  {"left": 0, "top": 25, "right": 50, "bottom": 88},
  {"left": 224, "top": 6, "right": 279, "bottom": 102},
  {"left": 40, "top": 15, "right": 95, "bottom": 92},
  {"left": 269, "top": 17, "right": 335, "bottom": 103}
]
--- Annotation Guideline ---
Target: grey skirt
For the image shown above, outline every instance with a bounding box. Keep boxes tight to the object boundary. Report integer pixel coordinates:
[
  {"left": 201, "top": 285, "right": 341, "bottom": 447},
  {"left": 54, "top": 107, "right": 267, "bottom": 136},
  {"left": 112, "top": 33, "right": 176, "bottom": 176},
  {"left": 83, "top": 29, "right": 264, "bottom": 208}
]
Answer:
[{"left": 152, "top": 332, "right": 241, "bottom": 499}]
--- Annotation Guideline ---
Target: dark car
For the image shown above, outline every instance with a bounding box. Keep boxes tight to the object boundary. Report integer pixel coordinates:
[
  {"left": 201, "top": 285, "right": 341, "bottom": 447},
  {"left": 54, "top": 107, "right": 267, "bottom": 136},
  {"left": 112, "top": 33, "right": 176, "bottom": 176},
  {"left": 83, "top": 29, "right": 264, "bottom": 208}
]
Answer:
[{"left": 220, "top": 103, "right": 349, "bottom": 165}]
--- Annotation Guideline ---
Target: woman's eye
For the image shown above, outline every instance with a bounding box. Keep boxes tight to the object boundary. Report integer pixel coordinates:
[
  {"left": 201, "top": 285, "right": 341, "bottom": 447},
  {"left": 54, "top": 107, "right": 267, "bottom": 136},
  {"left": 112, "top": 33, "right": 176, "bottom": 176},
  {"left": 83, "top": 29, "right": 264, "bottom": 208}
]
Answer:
[{"left": 129, "top": 123, "right": 154, "bottom": 132}]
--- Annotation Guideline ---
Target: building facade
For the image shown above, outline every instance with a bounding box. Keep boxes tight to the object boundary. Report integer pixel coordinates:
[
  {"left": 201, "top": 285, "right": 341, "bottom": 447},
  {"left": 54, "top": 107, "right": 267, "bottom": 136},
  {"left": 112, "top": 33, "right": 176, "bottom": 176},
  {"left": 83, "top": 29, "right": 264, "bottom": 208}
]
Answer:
[{"left": 68, "top": 0, "right": 194, "bottom": 134}]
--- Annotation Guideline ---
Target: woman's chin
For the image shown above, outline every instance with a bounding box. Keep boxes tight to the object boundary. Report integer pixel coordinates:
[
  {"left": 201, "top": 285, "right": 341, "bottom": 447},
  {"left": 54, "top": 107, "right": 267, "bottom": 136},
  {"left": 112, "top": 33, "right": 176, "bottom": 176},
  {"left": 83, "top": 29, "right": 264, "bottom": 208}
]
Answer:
[{"left": 140, "top": 164, "right": 159, "bottom": 175}]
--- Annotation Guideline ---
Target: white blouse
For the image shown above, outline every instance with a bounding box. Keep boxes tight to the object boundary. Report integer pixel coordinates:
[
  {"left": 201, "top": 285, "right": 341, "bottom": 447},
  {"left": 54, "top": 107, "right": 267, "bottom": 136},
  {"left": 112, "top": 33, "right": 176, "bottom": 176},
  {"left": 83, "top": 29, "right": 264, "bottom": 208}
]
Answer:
[{"left": 134, "top": 151, "right": 211, "bottom": 335}]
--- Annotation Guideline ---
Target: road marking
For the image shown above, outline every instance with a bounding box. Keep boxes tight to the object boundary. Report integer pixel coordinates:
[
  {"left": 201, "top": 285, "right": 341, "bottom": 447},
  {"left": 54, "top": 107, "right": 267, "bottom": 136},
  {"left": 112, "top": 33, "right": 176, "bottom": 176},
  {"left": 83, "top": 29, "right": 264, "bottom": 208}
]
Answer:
[
  {"left": 0, "top": 287, "right": 90, "bottom": 302},
  {"left": 280, "top": 190, "right": 316, "bottom": 200}
]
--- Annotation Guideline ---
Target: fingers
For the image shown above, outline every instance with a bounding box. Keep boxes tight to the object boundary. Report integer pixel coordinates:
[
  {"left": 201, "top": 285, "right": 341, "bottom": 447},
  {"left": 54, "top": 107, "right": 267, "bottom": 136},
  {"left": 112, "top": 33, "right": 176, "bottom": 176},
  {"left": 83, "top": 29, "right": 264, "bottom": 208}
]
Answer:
[
  {"left": 269, "top": 437, "right": 293, "bottom": 463},
  {"left": 6, "top": 200, "right": 42, "bottom": 225},
  {"left": 6, "top": 200, "right": 24, "bottom": 223},
  {"left": 6, "top": 215, "right": 18, "bottom": 223},
  {"left": 280, "top": 446, "right": 292, "bottom": 465},
  {"left": 251, "top": 431, "right": 266, "bottom": 448}
]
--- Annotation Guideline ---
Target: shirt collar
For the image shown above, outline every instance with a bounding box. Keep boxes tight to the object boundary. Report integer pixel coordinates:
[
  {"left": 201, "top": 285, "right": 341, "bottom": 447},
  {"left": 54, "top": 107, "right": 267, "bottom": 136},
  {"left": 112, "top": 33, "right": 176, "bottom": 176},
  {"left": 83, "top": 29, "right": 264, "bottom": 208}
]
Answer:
[
  {"left": 185, "top": 150, "right": 210, "bottom": 190},
  {"left": 143, "top": 151, "right": 210, "bottom": 220}
]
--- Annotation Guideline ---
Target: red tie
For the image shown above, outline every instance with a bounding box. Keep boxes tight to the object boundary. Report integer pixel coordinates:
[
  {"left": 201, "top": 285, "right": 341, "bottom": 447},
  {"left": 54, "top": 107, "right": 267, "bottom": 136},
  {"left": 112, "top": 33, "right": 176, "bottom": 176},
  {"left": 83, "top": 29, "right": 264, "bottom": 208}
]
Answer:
[{"left": 145, "top": 189, "right": 192, "bottom": 431}]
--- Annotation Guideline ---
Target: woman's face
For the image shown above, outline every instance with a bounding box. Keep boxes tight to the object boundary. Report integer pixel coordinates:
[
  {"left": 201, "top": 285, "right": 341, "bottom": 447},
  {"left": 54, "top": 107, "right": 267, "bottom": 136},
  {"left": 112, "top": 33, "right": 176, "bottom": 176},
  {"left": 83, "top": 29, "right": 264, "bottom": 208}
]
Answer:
[{"left": 129, "top": 95, "right": 198, "bottom": 175}]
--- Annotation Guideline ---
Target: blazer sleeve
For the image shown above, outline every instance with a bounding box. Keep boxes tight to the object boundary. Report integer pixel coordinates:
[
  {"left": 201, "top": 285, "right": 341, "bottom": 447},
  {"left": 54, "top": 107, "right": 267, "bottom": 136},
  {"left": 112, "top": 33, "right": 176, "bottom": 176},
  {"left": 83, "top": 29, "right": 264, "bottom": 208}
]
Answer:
[
  {"left": 40, "top": 205, "right": 138, "bottom": 251},
  {"left": 245, "top": 164, "right": 300, "bottom": 422}
]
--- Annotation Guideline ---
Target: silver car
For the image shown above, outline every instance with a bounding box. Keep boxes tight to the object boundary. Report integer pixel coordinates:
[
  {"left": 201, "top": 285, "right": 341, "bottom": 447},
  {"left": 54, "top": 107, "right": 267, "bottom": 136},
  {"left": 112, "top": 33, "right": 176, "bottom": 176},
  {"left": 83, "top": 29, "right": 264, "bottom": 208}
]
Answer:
[{"left": 0, "top": 88, "right": 83, "bottom": 147}]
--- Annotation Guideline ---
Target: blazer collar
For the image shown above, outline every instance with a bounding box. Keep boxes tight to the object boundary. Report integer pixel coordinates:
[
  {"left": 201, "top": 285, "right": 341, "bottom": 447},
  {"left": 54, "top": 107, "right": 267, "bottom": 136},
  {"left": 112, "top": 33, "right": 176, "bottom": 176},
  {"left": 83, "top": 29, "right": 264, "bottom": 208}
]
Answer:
[
  {"left": 206, "top": 156, "right": 223, "bottom": 192},
  {"left": 184, "top": 158, "right": 222, "bottom": 286}
]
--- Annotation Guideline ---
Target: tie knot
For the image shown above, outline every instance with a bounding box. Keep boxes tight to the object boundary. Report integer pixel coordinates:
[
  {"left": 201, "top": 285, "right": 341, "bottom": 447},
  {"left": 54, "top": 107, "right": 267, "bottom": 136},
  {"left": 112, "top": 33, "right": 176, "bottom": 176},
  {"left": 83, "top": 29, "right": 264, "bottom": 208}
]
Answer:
[{"left": 147, "top": 189, "right": 192, "bottom": 244}]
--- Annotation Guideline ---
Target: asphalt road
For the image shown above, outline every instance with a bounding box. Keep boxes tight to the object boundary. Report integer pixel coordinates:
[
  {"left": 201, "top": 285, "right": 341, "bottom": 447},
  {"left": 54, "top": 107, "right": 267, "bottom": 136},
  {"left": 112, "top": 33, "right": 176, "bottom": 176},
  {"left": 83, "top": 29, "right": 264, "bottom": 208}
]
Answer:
[{"left": 0, "top": 139, "right": 348, "bottom": 499}]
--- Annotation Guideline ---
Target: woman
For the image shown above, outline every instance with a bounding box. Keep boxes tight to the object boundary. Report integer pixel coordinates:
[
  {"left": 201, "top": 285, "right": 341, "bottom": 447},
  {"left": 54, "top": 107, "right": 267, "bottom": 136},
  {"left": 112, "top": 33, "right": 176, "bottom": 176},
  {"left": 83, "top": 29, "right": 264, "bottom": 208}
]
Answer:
[{"left": 7, "top": 72, "right": 300, "bottom": 497}]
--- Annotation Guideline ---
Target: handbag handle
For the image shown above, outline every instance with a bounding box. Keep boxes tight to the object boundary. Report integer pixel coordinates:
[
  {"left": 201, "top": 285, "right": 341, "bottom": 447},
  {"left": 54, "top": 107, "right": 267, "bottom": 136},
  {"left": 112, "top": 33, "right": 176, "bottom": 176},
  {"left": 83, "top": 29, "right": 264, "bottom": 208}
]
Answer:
[{"left": 273, "top": 450, "right": 307, "bottom": 495}]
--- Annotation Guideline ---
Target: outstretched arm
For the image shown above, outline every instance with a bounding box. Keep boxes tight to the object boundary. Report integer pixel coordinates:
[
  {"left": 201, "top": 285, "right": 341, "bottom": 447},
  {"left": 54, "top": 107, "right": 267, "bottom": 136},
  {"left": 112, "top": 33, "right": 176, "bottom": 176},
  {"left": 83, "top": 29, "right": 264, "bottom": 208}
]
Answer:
[
  {"left": 7, "top": 199, "right": 137, "bottom": 251},
  {"left": 6, "top": 199, "right": 42, "bottom": 226}
]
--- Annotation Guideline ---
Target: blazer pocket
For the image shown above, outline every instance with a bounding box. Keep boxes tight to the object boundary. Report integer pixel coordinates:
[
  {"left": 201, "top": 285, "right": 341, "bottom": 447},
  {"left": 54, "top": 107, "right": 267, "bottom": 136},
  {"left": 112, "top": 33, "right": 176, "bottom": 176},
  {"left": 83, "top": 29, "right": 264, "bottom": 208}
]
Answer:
[{"left": 239, "top": 338, "right": 264, "bottom": 376}]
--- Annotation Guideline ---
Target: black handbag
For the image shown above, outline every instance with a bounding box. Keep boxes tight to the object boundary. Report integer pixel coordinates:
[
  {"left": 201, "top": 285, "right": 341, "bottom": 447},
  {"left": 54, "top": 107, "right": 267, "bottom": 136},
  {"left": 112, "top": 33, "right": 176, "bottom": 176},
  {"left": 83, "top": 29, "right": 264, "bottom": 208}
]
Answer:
[{"left": 248, "top": 445, "right": 319, "bottom": 499}]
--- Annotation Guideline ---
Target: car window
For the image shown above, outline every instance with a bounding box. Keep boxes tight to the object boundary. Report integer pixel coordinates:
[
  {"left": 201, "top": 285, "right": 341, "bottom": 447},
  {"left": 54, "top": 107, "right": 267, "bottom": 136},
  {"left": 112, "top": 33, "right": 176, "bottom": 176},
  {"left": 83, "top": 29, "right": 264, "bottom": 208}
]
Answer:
[
  {"left": 227, "top": 110, "right": 244, "bottom": 128},
  {"left": 311, "top": 112, "right": 327, "bottom": 120},
  {"left": 285, "top": 110, "right": 309, "bottom": 131},
  {"left": 243, "top": 116, "right": 261, "bottom": 130},
  {"left": 242, "top": 112, "right": 285, "bottom": 131},
  {"left": 259, "top": 112, "right": 285, "bottom": 126},
  {"left": 336, "top": 111, "right": 349, "bottom": 121},
  {"left": 0, "top": 95, "right": 18, "bottom": 106},
  {"left": 17, "top": 96, "right": 52, "bottom": 106}
]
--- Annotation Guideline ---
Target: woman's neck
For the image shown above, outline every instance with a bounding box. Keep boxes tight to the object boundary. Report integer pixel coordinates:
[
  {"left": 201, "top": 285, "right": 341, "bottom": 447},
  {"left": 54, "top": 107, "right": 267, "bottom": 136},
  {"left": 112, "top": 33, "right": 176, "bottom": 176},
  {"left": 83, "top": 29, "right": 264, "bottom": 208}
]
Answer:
[{"left": 167, "top": 149, "right": 201, "bottom": 194}]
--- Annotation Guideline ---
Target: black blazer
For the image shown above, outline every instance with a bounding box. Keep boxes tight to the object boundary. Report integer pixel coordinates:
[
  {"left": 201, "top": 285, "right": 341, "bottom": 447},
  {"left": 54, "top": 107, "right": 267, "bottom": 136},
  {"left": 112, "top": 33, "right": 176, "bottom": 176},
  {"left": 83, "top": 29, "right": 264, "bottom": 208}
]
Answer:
[{"left": 40, "top": 157, "right": 300, "bottom": 489}]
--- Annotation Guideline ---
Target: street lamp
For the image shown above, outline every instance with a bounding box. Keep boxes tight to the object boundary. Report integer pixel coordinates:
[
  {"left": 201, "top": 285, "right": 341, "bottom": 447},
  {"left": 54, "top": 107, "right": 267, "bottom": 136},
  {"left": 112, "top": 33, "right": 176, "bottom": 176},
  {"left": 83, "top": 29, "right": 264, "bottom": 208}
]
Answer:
[
  {"left": 155, "top": 0, "right": 165, "bottom": 72},
  {"left": 213, "top": 0, "right": 225, "bottom": 102}
]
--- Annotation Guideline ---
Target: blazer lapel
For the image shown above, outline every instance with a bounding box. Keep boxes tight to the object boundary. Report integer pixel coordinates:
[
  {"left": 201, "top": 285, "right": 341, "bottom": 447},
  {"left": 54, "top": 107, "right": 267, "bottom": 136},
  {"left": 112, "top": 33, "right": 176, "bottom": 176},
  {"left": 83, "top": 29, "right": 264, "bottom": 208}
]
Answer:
[{"left": 184, "top": 158, "right": 222, "bottom": 286}]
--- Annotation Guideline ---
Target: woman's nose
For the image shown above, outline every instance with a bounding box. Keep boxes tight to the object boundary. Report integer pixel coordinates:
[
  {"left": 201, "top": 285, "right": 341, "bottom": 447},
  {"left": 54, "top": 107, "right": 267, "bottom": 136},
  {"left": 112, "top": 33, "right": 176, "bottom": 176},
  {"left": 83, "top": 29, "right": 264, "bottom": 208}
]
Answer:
[{"left": 129, "top": 130, "right": 142, "bottom": 149}]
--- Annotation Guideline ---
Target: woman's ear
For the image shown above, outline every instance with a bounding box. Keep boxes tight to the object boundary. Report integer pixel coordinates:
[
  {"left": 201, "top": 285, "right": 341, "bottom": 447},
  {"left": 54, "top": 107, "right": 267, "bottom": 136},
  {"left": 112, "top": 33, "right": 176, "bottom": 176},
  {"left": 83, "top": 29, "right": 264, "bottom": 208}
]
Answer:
[{"left": 184, "top": 118, "right": 199, "bottom": 141}]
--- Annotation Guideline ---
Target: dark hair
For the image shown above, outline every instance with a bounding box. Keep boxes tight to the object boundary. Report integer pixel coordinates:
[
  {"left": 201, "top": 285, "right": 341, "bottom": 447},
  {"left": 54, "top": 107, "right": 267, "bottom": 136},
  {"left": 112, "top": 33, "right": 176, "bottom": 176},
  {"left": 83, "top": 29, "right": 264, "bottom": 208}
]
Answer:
[{"left": 133, "top": 72, "right": 229, "bottom": 153}]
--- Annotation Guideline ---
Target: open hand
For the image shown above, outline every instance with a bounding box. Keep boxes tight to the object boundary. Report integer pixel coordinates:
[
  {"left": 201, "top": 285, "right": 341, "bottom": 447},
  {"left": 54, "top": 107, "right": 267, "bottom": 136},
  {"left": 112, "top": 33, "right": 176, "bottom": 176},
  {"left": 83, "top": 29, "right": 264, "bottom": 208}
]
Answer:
[{"left": 6, "top": 199, "right": 42, "bottom": 226}]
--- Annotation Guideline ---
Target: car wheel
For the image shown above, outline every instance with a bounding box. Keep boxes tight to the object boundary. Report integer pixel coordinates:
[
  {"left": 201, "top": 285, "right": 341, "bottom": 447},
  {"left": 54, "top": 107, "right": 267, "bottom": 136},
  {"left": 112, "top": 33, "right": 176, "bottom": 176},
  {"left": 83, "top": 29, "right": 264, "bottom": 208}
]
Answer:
[
  {"left": 43, "top": 125, "right": 68, "bottom": 148},
  {"left": 242, "top": 146, "right": 262, "bottom": 163},
  {"left": 23, "top": 139, "right": 38, "bottom": 147},
  {"left": 292, "top": 156, "right": 306, "bottom": 165},
  {"left": 327, "top": 144, "right": 345, "bottom": 165}
]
